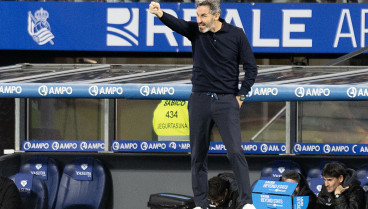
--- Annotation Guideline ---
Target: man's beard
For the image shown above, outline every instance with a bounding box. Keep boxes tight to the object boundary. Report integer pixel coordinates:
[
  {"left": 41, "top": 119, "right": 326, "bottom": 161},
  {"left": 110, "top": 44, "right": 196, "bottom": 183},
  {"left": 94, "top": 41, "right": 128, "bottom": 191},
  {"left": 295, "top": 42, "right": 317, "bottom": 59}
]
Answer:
[{"left": 198, "top": 21, "right": 214, "bottom": 33}]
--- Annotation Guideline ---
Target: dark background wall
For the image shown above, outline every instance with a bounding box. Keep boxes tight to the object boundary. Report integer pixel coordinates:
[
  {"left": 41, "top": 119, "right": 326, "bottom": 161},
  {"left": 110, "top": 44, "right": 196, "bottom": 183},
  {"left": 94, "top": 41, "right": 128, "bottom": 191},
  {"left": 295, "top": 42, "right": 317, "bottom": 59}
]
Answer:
[{"left": 0, "top": 99, "right": 14, "bottom": 155}]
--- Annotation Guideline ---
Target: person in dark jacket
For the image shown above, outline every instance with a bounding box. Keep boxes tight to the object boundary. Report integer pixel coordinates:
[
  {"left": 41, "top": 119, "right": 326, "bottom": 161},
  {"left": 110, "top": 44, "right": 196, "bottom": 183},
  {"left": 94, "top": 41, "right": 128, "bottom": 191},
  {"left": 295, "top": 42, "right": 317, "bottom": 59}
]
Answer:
[
  {"left": 0, "top": 176, "right": 22, "bottom": 209},
  {"left": 208, "top": 173, "right": 242, "bottom": 209},
  {"left": 149, "top": 1, "right": 257, "bottom": 208},
  {"left": 316, "top": 162, "right": 365, "bottom": 209},
  {"left": 280, "top": 170, "right": 317, "bottom": 209}
]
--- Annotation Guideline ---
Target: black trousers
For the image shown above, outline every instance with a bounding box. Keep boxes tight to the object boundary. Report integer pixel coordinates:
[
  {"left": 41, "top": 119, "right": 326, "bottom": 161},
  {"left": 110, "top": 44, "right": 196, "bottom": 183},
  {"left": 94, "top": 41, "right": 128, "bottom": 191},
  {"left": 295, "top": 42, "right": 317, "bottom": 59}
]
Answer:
[{"left": 188, "top": 92, "right": 252, "bottom": 208}]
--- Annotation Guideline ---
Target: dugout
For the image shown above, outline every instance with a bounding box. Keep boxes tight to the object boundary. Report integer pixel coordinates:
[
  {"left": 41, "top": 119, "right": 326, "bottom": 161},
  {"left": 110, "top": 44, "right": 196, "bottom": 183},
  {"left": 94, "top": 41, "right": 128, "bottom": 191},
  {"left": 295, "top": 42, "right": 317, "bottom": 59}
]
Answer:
[{"left": 1, "top": 63, "right": 368, "bottom": 208}]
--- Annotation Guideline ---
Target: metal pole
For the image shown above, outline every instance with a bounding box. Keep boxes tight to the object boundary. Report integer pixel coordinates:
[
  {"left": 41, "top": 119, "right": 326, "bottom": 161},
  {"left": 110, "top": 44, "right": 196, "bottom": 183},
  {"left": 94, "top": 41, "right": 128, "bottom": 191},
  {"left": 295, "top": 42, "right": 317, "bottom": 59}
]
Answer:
[
  {"left": 100, "top": 99, "right": 115, "bottom": 153},
  {"left": 15, "top": 98, "right": 25, "bottom": 152},
  {"left": 286, "top": 102, "right": 291, "bottom": 154},
  {"left": 285, "top": 101, "right": 297, "bottom": 154}
]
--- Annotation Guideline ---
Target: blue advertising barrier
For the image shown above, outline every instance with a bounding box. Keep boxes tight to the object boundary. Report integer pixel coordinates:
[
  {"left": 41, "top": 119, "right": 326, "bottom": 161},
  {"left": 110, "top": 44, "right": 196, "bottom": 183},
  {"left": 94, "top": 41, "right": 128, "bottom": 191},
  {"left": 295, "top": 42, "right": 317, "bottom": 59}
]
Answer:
[
  {"left": 293, "top": 143, "right": 368, "bottom": 155},
  {"left": 1, "top": 2, "right": 368, "bottom": 53},
  {"left": 22, "top": 140, "right": 105, "bottom": 151},
  {"left": 21, "top": 140, "right": 286, "bottom": 153},
  {"left": 110, "top": 141, "right": 286, "bottom": 153},
  {"left": 22, "top": 140, "right": 368, "bottom": 155},
  {"left": 21, "top": 138, "right": 368, "bottom": 155},
  {"left": 2, "top": 83, "right": 368, "bottom": 101},
  {"left": 15, "top": 83, "right": 368, "bottom": 153}
]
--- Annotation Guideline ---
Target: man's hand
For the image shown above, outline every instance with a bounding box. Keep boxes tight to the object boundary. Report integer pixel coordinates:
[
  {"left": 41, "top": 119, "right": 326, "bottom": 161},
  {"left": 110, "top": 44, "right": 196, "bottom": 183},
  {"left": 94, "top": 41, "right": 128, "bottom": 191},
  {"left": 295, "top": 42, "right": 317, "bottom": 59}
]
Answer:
[
  {"left": 335, "top": 185, "right": 349, "bottom": 195},
  {"left": 236, "top": 96, "right": 243, "bottom": 109},
  {"left": 149, "top": 1, "right": 163, "bottom": 18}
]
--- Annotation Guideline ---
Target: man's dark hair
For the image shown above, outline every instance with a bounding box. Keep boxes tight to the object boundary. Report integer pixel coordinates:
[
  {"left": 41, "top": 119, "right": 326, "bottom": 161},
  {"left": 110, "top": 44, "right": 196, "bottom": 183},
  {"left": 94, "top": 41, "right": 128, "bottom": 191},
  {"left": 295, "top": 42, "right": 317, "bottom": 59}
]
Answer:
[
  {"left": 208, "top": 176, "right": 228, "bottom": 200},
  {"left": 195, "top": 0, "right": 221, "bottom": 15},
  {"left": 280, "top": 170, "right": 301, "bottom": 183},
  {"left": 322, "top": 162, "right": 347, "bottom": 178}
]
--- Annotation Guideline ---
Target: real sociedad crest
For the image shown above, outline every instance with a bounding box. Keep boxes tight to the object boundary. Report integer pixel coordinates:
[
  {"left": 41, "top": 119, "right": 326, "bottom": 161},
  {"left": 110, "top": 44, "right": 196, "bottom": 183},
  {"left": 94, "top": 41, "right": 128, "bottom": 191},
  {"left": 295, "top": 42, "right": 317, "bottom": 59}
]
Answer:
[{"left": 27, "top": 8, "right": 54, "bottom": 45}]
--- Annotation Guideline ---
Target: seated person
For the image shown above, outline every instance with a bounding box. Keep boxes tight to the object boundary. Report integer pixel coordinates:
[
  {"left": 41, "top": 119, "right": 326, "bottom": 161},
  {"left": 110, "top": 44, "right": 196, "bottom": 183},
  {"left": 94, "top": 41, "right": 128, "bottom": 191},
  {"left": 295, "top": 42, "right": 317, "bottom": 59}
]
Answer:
[
  {"left": 316, "top": 162, "right": 365, "bottom": 209},
  {"left": 208, "top": 173, "right": 241, "bottom": 209},
  {"left": 280, "top": 170, "right": 317, "bottom": 209}
]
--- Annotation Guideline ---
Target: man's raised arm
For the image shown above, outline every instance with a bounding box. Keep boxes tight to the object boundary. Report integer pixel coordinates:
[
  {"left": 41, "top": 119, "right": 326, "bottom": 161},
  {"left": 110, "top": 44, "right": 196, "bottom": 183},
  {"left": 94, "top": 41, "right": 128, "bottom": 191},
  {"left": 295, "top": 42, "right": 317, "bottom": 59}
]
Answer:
[{"left": 149, "top": 2, "right": 163, "bottom": 18}]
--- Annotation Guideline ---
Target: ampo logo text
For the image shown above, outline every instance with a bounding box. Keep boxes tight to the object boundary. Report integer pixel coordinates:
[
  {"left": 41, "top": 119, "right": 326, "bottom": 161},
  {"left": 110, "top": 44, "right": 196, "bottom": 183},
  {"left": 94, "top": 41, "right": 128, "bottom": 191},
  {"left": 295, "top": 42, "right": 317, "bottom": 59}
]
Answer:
[
  {"left": 260, "top": 144, "right": 268, "bottom": 152},
  {"left": 295, "top": 87, "right": 305, "bottom": 97},
  {"left": 89, "top": 86, "right": 99, "bottom": 96},
  {"left": 141, "top": 142, "right": 149, "bottom": 150},
  {"left": 251, "top": 87, "right": 279, "bottom": 96},
  {"left": 52, "top": 142, "right": 59, "bottom": 150},
  {"left": 294, "top": 144, "right": 302, "bottom": 152},
  {"left": 38, "top": 85, "right": 73, "bottom": 96},
  {"left": 295, "top": 87, "right": 330, "bottom": 97},
  {"left": 140, "top": 86, "right": 175, "bottom": 97},
  {"left": 23, "top": 142, "right": 32, "bottom": 150},
  {"left": 23, "top": 142, "right": 49, "bottom": 150},
  {"left": 112, "top": 141, "right": 120, "bottom": 150},
  {"left": 38, "top": 85, "right": 48, "bottom": 96},
  {"left": 346, "top": 87, "right": 368, "bottom": 98},
  {"left": 169, "top": 142, "right": 176, "bottom": 149},
  {"left": 347, "top": 87, "right": 357, "bottom": 98},
  {"left": 323, "top": 144, "right": 331, "bottom": 153},
  {"left": 80, "top": 142, "right": 88, "bottom": 150},
  {"left": 0, "top": 86, "right": 22, "bottom": 94},
  {"left": 140, "top": 86, "right": 150, "bottom": 96}
]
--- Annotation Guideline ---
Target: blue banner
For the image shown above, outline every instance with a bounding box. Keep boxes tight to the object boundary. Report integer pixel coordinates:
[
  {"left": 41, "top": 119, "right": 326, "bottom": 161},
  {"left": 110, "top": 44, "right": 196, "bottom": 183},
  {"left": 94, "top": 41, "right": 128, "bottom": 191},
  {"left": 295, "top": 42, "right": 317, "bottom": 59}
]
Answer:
[
  {"left": 21, "top": 140, "right": 285, "bottom": 153},
  {"left": 293, "top": 143, "right": 368, "bottom": 155},
  {"left": 21, "top": 140, "right": 368, "bottom": 155},
  {"left": 0, "top": 83, "right": 191, "bottom": 99},
  {"left": 111, "top": 140, "right": 189, "bottom": 152},
  {"left": 1, "top": 2, "right": 368, "bottom": 53},
  {"left": 21, "top": 140, "right": 105, "bottom": 151},
  {"left": 3, "top": 83, "right": 368, "bottom": 102},
  {"left": 112, "top": 141, "right": 286, "bottom": 154}
]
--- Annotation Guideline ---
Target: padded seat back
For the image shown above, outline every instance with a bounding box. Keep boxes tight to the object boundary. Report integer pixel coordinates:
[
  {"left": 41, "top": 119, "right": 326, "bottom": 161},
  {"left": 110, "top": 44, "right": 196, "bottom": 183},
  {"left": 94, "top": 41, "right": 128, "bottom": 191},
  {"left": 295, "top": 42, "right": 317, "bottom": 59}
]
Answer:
[
  {"left": 308, "top": 177, "right": 324, "bottom": 197},
  {"left": 20, "top": 156, "right": 60, "bottom": 209},
  {"left": 357, "top": 163, "right": 368, "bottom": 180},
  {"left": 360, "top": 178, "right": 368, "bottom": 193},
  {"left": 11, "top": 173, "right": 48, "bottom": 209},
  {"left": 261, "top": 160, "right": 301, "bottom": 179},
  {"left": 54, "top": 157, "right": 110, "bottom": 209}
]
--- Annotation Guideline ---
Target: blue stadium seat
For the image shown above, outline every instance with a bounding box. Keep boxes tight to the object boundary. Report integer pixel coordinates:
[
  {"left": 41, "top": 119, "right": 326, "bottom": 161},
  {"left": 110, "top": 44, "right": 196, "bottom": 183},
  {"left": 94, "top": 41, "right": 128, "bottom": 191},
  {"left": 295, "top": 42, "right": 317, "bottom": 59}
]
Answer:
[
  {"left": 307, "top": 161, "right": 332, "bottom": 179},
  {"left": 259, "top": 176, "right": 280, "bottom": 181},
  {"left": 307, "top": 161, "right": 347, "bottom": 180},
  {"left": 360, "top": 178, "right": 368, "bottom": 193},
  {"left": 356, "top": 163, "right": 368, "bottom": 180},
  {"left": 54, "top": 157, "right": 111, "bottom": 209},
  {"left": 356, "top": 164, "right": 368, "bottom": 199},
  {"left": 20, "top": 156, "right": 60, "bottom": 209},
  {"left": 11, "top": 173, "right": 48, "bottom": 209},
  {"left": 260, "top": 160, "right": 301, "bottom": 179},
  {"left": 308, "top": 177, "right": 324, "bottom": 197}
]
